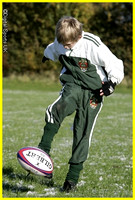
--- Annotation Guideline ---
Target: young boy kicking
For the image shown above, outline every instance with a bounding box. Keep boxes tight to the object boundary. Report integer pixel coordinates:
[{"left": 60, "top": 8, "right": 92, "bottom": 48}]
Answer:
[{"left": 38, "top": 16, "right": 124, "bottom": 192}]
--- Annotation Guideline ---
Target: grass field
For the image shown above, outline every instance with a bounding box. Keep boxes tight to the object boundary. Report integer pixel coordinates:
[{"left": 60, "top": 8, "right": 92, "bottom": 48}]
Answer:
[{"left": 2, "top": 78, "right": 132, "bottom": 198}]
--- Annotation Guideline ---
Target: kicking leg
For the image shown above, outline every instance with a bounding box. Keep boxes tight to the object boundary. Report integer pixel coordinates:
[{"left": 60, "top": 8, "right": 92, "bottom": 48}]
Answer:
[{"left": 38, "top": 83, "right": 80, "bottom": 154}]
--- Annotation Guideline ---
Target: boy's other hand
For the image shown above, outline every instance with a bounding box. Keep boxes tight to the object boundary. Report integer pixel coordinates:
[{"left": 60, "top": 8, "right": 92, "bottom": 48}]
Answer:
[
  {"left": 100, "top": 81, "right": 116, "bottom": 96},
  {"left": 42, "top": 56, "right": 49, "bottom": 63}
]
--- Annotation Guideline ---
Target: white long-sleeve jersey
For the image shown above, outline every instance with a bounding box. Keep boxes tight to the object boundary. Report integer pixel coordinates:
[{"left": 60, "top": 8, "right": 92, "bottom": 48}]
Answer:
[{"left": 44, "top": 31, "right": 124, "bottom": 86}]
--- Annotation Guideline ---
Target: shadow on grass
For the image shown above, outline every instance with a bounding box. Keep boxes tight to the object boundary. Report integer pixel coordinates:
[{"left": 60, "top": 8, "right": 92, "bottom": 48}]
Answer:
[
  {"left": 3, "top": 181, "right": 31, "bottom": 193},
  {"left": 3, "top": 166, "right": 36, "bottom": 181},
  {"left": 2, "top": 166, "right": 56, "bottom": 195},
  {"left": 2, "top": 166, "right": 35, "bottom": 195}
]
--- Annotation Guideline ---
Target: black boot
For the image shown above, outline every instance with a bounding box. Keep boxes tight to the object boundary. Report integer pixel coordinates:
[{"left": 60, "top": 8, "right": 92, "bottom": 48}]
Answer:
[
  {"left": 60, "top": 180, "right": 76, "bottom": 192},
  {"left": 44, "top": 173, "right": 53, "bottom": 179}
]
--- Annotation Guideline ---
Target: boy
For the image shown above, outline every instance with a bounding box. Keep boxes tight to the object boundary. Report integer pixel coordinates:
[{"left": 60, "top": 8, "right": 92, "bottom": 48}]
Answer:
[{"left": 38, "top": 16, "right": 124, "bottom": 192}]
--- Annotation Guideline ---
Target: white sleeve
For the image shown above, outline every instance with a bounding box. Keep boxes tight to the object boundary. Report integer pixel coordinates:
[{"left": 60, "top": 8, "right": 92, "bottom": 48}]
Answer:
[
  {"left": 91, "top": 41, "right": 124, "bottom": 85},
  {"left": 44, "top": 39, "right": 60, "bottom": 61},
  {"left": 44, "top": 44, "right": 58, "bottom": 61}
]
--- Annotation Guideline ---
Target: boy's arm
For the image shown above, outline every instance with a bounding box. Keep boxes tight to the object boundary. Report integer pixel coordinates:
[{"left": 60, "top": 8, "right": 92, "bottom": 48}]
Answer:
[
  {"left": 43, "top": 39, "right": 63, "bottom": 61},
  {"left": 89, "top": 40, "right": 124, "bottom": 96},
  {"left": 44, "top": 43, "right": 58, "bottom": 61},
  {"left": 91, "top": 41, "right": 124, "bottom": 85}
]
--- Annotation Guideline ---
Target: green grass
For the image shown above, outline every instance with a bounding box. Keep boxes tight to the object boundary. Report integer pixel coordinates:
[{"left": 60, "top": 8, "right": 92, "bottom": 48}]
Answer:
[{"left": 2, "top": 78, "right": 132, "bottom": 198}]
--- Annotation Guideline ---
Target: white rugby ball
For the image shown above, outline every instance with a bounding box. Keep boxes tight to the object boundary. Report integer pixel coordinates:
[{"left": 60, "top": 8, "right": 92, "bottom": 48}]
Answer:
[{"left": 17, "top": 147, "right": 53, "bottom": 176}]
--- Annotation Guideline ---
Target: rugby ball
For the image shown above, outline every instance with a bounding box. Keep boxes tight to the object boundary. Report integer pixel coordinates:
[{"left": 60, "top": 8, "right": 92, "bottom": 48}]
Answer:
[{"left": 17, "top": 147, "right": 53, "bottom": 176}]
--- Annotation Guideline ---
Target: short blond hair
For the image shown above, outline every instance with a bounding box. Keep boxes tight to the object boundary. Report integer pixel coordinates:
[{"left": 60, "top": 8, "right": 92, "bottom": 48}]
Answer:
[{"left": 55, "top": 16, "right": 83, "bottom": 44}]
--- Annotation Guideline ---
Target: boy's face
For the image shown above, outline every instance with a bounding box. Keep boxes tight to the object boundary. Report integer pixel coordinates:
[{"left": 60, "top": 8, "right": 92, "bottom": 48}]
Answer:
[
  {"left": 62, "top": 41, "right": 77, "bottom": 50},
  {"left": 62, "top": 35, "right": 82, "bottom": 50}
]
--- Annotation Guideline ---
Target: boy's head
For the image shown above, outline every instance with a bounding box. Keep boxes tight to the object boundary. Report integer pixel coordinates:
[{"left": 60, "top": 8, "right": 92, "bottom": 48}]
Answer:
[{"left": 55, "top": 16, "right": 83, "bottom": 49}]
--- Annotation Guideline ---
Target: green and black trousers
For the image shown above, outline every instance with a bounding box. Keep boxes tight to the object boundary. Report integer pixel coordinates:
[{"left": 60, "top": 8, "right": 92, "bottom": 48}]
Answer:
[{"left": 38, "top": 82, "right": 103, "bottom": 184}]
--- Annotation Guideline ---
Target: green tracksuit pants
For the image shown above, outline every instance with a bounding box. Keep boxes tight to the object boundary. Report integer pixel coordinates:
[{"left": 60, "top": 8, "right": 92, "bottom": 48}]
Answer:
[
  {"left": 38, "top": 83, "right": 103, "bottom": 164},
  {"left": 38, "top": 82, "right": 103, "bottom": 183}
]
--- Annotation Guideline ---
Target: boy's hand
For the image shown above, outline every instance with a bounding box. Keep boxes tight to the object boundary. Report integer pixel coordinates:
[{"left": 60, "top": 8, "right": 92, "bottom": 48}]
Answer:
[
  {"left": 42, "top": 56, "right": 49, "bottom": 63},
  {"left": 100, "top": 80, "right": 116, "bottom": 96}
]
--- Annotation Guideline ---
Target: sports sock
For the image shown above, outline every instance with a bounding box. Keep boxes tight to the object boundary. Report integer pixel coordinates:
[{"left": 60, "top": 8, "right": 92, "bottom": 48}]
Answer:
[
  {"left": 65, "top": 162, "right": 83, "bottom": 184},
  {"left": 38, "top": 122, "right": 59, "bottom": 154}
]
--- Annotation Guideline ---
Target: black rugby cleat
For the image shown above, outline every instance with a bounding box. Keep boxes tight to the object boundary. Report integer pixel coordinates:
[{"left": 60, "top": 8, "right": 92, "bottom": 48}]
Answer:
[{"left": 60, "top": 180, "right": 76, "bottom": 192}]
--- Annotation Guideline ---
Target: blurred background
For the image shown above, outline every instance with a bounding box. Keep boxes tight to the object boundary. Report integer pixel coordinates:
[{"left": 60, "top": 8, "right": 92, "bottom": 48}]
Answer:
[{"left": 2, "top": 3, "right": 132, "bottom": 86}]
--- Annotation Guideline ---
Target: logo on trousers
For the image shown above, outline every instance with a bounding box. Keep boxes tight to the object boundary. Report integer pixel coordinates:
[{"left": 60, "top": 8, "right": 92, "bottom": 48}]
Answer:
[{"left": 90, "top": 96, "right": 98, "bottom": 109}]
